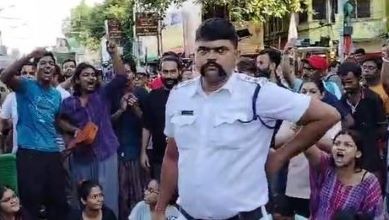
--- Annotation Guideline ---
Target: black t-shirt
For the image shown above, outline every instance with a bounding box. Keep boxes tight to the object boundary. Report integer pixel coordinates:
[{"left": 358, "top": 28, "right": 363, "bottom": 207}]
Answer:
[
  {"left": 143, "top": 88, "right": 170, "bottom": 163},
  {"left": 340, "top": 88, "right": 387, "bottom": 171},
  {"left": 67, "top": 207, "right": 117, "bottom": 220}
]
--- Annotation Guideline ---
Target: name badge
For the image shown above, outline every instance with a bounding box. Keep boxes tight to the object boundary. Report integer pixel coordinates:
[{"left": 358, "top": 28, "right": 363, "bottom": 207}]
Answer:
[{"left": 181, "top": 110, "right": 194, "bottom": 116}]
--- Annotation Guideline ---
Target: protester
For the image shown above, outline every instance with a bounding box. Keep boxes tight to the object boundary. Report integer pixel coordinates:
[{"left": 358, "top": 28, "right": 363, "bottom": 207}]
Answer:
[
  {"left": 59, "top": 42, "right": 127, "bottom": 216},
  {"left": 0, "top": 49, "right": 68, "bottom": 219},
  {"left": 257, "top": 48, "right": 291, "bottom": 89},
  {"left": 133, "top": 68, "right": 150, "bottom": 91},
  {"left": 305, "top": 130, "right": 384, "bottom": 219},
  {"left": 62, "top": 59, "right": 76, "bottom": 80},
  {"left": 0, "top": 185, "right": 31, "bottom": 220},
  {"left": 275, "top": 79, "right": 341, "bottom": 219},
  {"left": 339, "top": 62, "right": 387, "bottom": 188},
  {"left": 18, "top": 62, "right": 36, "bottom": 80},
  {"left": 354, "top": 48, "right": 366, "bottom": 64},
  {"left": 67, "top": 181, "right": 116, "bottom": 220},
  {"left": 361, "top": 57, "right": 389, "bottom": 114},
  {"left": 302, "top": 55, "right": 342, "bottom": 99},
  {"left": 155, "top": 18, "right": 339, "bottom": 220},
  {"left": 129, "top": 179, "right": 179, "bottom": 220},
  {"left": 181, "top": 65, "right": 195, "bottom": 82},
  {"left": 111, "top": 71, "right": 149, "bottom": 220},
  {"left": 141, "top": 53, "right": 182, "bottom": 180},
  {"left": 326, "top": 60, "right": 343, "bottom": 93},
  {"left": 237, "top": 57, "right": 257, "bottom": 77}
]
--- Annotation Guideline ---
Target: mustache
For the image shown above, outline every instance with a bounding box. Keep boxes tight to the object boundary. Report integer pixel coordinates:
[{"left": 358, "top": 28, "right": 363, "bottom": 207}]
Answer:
[{"left": 200, "top": 61, "right": 227, "bottom": 77}]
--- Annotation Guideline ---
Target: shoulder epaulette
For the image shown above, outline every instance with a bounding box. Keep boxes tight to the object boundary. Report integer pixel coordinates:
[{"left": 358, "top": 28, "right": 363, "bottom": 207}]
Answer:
[
  {"left": 174, "top": 77, "right": 198, "bottom": 90},
  {"left": 236, "top": 73, "right": 268, "bottom": 86}
]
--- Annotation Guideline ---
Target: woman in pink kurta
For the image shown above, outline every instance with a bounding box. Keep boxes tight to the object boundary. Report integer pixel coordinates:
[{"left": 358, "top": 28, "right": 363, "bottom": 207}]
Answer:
[{"left": 305, "top": 130, "right": 384, "bottom": 220}]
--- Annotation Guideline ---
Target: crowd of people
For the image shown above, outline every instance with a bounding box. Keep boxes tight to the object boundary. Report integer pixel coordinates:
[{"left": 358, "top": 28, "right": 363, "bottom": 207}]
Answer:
[{"left": 0, "top": 17, "right": 389, "bottom": 220}]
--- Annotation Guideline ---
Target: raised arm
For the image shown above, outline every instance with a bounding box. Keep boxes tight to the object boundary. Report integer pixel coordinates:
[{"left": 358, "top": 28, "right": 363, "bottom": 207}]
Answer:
[
  {"left": 381, "top": 42, "right": 389, "bottom": 96},
  {"left": 1, "top": 49, "right": 46, "bottom": 90},
  {"left": 107, "top": 41, "right": 126, "bottom": 77}
]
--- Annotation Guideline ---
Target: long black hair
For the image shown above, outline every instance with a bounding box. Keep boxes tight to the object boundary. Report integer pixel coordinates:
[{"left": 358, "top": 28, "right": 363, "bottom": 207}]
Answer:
[
  {"left": 72, "top": 63, "right": 101, "bottom": 96},
  {"left": 0, "top": 185, "right": 23, "bottom": 220}
]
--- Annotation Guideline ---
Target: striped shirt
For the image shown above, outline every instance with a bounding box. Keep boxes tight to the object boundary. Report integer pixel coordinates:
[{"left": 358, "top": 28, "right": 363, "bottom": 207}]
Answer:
[{"left": 309, "top": 153, "right": 384, "bottom": 220}]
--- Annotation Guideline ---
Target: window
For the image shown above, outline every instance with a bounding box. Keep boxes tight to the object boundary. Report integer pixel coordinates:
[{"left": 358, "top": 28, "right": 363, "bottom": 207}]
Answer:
[
  {"left": 312, "top": 0, "right": 327, "bottom": 20},
  {"left": 350, "top": 0, "right": 371, "bottom": 18}
]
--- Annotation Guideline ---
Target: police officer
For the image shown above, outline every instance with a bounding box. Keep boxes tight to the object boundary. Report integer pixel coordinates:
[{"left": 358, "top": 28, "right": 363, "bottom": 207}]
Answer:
[{"left": 155, "top": 18, "right": 340, "bottom": 220}]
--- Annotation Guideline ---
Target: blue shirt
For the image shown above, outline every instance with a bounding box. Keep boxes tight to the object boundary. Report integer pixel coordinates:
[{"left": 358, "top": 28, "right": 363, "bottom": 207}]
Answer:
[{"left": 16, "top": 79, "right": 61, "bottom": 152}]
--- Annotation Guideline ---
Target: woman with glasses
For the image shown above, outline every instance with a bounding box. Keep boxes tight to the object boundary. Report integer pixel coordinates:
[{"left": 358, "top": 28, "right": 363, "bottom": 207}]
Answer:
[
  {"left": 129, "top": 179, "right": 179, "bottom": 220},
  {"left": 275, "top": 79, "right": 341, "bottom": 219},
  {"left": 0, "top": 185, "right": 31, "bottom": 220},
  {"left": 67, "top": 180, "right": 116, "bottom": 220}
]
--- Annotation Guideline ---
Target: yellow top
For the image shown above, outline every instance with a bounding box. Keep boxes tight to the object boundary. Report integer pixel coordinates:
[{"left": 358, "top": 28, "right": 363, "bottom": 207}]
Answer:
[{"left": 370, "top": 83, "right": 389, "bottom": 114}]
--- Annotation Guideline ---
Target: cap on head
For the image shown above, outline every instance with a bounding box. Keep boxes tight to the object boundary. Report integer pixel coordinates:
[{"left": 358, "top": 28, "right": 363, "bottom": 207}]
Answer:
[
  {"left": 195, "top": 18, "right": 238, "bottom": 49},
  {"left": 303, "top": 55, "right": 328, "bottom": 71}
]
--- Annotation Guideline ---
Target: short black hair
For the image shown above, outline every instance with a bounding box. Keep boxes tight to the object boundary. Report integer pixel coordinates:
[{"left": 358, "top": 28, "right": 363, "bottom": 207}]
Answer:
[
  {"left": 159, "top": 53, "right": 182, "bottom": 70},
  {"left": 62, "top": 59, "right": 76, "bottom": 67},
  {"left": 362, "top": 57, "right": 382, "bottom": 70},
  {"left": 258, "top": 48, "right": 282, "bottom": 67},
  {"left": 78, "top": 180, "right": 102, "bottom": 201},
  {"left": 33, "top": 52, "right": 56, "bottom": 65},
  {"left": 337, "top": 62, "right": 362, "bottom": 78},
  {"left": 354, "top": 48, "right": 366, "bottom": 55},
  {"left": 195, "top": 18, "right": 238, "bottom": 49},
  {"left": 237, "top": 57, "right": 257, "bottom": 74},
  {"left": 122, "top": 57, "right": 137, "bottom": 73}
]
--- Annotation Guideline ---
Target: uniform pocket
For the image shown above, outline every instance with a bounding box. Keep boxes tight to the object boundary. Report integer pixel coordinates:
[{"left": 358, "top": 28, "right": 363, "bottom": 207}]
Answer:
[
  {"left": 210, "top": 113, "right": 252, "bottom": 149},
  {"left": 170, "top": 115, "right": 197, "bottom": 149}
]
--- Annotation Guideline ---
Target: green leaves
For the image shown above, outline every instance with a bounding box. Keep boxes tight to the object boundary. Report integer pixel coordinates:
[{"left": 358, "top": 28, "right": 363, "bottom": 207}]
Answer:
[
  {"left": 64, "top": 0, "right": 134, "bottom": 54},
  {"left": 136, "top": 0, "right": 301, "bottom": 22}
]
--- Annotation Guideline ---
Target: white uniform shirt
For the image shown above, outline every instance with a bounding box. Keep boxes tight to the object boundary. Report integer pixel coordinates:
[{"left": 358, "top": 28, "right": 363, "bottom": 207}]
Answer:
[{"left": 164, "top": 73, "right": 311, "bottom": 219}]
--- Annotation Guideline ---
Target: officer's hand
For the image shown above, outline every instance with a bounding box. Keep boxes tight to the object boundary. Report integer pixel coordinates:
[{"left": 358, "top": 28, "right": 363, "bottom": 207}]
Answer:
[{"left": 141, "top": 152, "right": 150, "bottom": 171}]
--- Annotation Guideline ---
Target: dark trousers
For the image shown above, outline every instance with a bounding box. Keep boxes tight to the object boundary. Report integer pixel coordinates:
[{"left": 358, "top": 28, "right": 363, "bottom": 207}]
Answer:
[{"left": 17, "top": 148, "right": 68, "bottom": 220}]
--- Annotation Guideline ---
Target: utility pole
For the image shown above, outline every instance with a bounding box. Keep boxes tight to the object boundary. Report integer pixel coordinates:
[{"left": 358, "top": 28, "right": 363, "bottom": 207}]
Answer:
[{"left": 338, "top": 0, "right": 345, "bottom": 62}]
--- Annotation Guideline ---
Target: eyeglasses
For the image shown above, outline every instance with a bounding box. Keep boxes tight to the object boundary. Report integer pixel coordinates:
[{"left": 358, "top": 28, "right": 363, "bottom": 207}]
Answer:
[
  {"left": 0, "top": 194, "right": 17, "bottom": 203},
  {"left": 362, "top": 65, "right": 377, "bottom": 71},
  {"left": 303, "top": 66, "right": 314, "bottom": 71}
]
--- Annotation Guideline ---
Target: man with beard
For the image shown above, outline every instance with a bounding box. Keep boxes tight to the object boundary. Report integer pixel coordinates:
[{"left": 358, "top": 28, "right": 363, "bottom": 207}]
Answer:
[
  {"left": 62, "top": 59, "right": 76, "bottom": 80},
  {"left": 1, "top": 49, "right": 68, "bottom": 219},
  {"left": 154, "top": 18, "right": 340, "bottom": 220},
  {"left": 140, "top": 53, "right": 182, "bottom": 180},
  {"left": 339, "top": 62, "right": 387, "bottom": 190}
]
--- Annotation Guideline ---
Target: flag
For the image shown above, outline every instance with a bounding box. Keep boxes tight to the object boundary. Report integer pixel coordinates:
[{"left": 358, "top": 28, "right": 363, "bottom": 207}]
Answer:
[{"left": 288, "top": 12, "right": 298, "bottom": 41}]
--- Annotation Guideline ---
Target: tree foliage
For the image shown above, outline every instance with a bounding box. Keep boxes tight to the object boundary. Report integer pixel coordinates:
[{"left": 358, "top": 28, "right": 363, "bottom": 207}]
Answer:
[
  {"left": 137, "top": 0, "right": 302, "bottom": 22},
  {"left": 64, "top": 0, "right": 134, "bottom": 59}
]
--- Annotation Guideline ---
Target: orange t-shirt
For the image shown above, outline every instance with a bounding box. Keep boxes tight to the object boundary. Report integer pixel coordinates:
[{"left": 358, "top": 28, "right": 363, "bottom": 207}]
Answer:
[{"left": 370, "top": 83, "right": 389, "bottom": 114}]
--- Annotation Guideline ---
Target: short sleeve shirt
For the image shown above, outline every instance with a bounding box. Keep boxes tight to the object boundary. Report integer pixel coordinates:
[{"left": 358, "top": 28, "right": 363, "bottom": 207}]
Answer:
[
  {"left": 15, "top": 79, "right": 61, "bottom": 152},
  {"left": 164, "top": 73, "right": 310, "bottom": 219}
]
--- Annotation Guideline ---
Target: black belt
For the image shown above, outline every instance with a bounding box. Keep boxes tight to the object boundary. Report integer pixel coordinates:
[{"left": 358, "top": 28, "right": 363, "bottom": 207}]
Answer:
[{"left": 180, "top": 206, "right": 263, "bottom": 220}]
